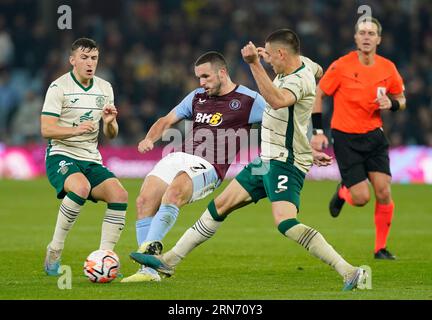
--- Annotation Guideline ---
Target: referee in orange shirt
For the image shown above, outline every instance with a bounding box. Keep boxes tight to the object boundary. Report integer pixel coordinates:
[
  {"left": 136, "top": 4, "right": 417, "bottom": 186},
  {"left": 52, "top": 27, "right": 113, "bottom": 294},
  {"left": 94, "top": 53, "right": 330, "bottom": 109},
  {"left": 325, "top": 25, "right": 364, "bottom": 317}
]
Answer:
[{"left": 311, "top": 18, "right": 406, "bottom": 260}]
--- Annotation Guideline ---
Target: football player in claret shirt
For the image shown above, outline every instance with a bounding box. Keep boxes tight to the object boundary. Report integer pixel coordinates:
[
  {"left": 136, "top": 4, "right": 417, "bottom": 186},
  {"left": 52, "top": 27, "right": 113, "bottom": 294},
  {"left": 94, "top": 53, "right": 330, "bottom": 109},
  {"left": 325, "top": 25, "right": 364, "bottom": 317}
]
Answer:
[{"left": 122, "top": 51, "right": 267, "bottom": 282}]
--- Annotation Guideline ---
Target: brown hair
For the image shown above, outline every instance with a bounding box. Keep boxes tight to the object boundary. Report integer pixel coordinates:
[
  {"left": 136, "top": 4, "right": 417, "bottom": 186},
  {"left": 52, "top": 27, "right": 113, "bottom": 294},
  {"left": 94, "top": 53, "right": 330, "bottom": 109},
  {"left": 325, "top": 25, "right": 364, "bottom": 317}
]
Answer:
[
  {"left": 265, "top": 29, "right": 300, "bottom": 54},
  {"left": 195, "top": 51, "right": 228, "bottom": 71},
  {"left": 71, "top": 38, "right": 99, "bottom": 54}
]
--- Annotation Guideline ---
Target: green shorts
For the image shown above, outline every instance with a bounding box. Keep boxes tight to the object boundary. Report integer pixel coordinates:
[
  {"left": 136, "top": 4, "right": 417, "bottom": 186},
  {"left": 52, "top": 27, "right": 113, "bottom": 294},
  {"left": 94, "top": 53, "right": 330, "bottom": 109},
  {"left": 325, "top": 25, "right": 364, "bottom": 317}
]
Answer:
[
  {"left": 235, "top": 157, "right": 306, "bottom": 211},
  {"left": 46, "top": 154, "right": 116, "bottom": 201}
]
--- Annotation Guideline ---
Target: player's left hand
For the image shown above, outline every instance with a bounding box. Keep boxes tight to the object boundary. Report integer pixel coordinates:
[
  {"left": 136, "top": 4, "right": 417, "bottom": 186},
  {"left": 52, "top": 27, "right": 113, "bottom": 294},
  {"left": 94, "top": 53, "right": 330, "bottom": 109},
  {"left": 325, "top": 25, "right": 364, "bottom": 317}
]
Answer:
[
  {"left": 375, "top": 95, "right": 392, "bottom": 110},
  {"left": 241, "top": 41, "right": 260, "bottom": 64},
  {"left": 312, "top": 149, "right": 333, "bottom": 167},
  {"left": 102, "top": 105, "right": 118, "bottom": 123}
]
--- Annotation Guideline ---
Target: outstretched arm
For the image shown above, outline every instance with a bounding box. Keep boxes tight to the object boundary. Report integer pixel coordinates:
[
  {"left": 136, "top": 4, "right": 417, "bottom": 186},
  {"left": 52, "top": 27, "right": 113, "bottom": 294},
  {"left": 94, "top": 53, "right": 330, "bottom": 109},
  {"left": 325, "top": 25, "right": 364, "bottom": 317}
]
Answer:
[
  {"left": 242, "top": 41, "right": 296, "bottom": 110},
  {"left": 137, "top": 109, "right": 182, "bottom": 153}
]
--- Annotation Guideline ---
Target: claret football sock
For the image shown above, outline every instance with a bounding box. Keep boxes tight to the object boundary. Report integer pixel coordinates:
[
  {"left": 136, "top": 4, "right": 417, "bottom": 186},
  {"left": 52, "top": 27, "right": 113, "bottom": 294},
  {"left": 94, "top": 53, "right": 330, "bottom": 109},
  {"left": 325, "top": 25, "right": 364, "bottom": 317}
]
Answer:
[
  {"left": 146, "top": 204, "right": 179, "bottom": 241},
  {"left": 50, "top": 192, "right": 86, "bottom": 250},
  {"left": 100, "top": 203, "right": 127, "bottom": 250},
  {"left": 374, "top": 201, "right": 394, "bottom": 253},
  {"left": 279, "top": 218, "right": 357, "bottom": 279}
]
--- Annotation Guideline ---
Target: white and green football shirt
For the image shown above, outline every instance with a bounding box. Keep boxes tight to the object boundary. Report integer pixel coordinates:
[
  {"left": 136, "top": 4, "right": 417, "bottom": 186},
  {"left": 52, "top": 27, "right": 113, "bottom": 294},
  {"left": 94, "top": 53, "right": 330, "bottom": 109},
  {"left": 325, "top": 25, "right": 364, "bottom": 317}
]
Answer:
[
  {"left": 42, "top": 72, "right": 114, "bottom": 164},
  {"left": 301, "top": 55, "right": 322, "bottom": 79},
  {"left": 260, "top": 60, "right": 316, "bottom": 173}
]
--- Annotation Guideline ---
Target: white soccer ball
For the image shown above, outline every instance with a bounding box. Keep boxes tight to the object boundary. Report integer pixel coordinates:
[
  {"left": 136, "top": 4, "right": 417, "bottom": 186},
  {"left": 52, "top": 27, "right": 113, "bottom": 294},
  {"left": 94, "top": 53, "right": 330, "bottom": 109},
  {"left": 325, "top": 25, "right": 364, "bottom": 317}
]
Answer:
[{"left": 83, "top": 249, "right": 120, "bottom": 283}]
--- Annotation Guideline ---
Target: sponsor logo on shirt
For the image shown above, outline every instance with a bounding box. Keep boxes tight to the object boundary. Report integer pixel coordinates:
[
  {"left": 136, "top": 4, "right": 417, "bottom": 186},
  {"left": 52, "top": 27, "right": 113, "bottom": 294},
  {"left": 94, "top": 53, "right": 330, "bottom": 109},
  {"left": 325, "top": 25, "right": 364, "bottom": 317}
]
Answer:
[
  {"left": 195, "top": 112, "right": 223, "bottom": 126},
  {"left": 79, "top": 110, "right": 93, "bottom": 122}
]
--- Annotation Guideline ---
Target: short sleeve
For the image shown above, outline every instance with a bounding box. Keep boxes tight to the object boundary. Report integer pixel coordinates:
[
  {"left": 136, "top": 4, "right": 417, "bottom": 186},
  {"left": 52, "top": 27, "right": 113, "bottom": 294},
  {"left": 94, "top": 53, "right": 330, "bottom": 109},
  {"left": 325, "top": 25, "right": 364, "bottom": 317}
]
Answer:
[
  {"left": 319, "top": 61, "right": 341, "bottom": 96},
  {"left": 41, "top": 83, "right": 63, "bottom": 117},
  {"left": 388, "top": 64, "right": 404, "bottom": 95},
  {"left": 248, "top": 93, "right": 266, "bottom": 124},
  {"left": 301, "top": 56, "right": 322, "bottom": 78},
  {"left": 174, "top": 89, "right": 197, "bottom": 120},
  {"left": 281, "top": 78, "right": 304, "bottom": 102}
]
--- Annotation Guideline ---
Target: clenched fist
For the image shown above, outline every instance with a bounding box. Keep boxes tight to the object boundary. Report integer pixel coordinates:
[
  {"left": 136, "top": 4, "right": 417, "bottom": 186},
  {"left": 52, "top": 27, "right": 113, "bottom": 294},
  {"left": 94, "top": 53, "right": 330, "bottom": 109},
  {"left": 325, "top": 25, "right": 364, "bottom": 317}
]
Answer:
[{"left": 241, "top": 41, "right": 260, "bottom": 64}]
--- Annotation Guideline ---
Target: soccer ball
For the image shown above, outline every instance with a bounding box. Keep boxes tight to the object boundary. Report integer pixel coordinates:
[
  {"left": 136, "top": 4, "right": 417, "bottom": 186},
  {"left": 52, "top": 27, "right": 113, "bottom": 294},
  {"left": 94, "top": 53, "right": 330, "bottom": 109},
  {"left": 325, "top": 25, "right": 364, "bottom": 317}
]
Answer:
[{"left": 83, "top": 249, "right": 120, "bottom": 283}]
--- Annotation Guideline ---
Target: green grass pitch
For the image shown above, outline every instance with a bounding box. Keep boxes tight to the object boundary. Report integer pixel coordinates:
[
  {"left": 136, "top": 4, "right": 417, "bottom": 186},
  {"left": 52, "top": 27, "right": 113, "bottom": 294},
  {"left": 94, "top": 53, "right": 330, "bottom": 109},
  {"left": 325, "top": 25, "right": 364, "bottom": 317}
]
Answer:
[{"left": 0, "top": 178, "right": 431, "bottom": 300}]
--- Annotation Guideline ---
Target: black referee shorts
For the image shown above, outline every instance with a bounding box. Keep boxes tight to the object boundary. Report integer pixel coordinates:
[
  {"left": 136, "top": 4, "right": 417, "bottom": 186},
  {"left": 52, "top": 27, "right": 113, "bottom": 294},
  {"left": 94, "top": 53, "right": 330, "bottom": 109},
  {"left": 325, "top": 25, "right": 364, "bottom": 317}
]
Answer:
[{"left": 332, "top": 128, "right": 391, "bottom": 188}]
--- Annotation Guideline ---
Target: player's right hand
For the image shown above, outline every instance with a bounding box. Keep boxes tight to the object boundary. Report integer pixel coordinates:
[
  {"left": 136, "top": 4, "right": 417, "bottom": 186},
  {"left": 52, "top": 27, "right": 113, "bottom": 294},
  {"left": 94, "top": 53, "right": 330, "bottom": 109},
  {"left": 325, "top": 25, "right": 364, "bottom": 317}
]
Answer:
[
  {"left": 312, "top": 149, "right": 333, "bottom": 167},
  {"left": 74, "top": 121, "right": 95, "bottom": 136},
  {"left": 138, "top": 138, "right": 154, "bottom": 154},
  {"left": 241, "top": 41, "right": 259, "bottom": 64},
  {"left": 257, "top": 47, "right": 270, "bottom": 63},
  {"left": 310, "top": 134, "right": 329, "bottom": 151}
]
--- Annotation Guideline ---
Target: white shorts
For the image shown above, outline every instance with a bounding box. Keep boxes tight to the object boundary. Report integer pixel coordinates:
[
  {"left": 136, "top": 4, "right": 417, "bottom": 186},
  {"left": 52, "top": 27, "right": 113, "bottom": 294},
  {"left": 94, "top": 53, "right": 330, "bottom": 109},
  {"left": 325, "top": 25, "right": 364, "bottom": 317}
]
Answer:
[{"left": 147, "top": 152, "right": 221, "bottom": 203}]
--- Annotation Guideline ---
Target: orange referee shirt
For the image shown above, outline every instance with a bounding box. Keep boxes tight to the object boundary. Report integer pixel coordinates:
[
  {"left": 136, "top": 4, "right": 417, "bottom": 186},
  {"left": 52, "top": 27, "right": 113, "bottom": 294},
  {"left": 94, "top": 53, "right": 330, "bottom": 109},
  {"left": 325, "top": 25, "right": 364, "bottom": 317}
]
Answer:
[{"left": 319, "top": 51, "right": 404, "bottom": 134}]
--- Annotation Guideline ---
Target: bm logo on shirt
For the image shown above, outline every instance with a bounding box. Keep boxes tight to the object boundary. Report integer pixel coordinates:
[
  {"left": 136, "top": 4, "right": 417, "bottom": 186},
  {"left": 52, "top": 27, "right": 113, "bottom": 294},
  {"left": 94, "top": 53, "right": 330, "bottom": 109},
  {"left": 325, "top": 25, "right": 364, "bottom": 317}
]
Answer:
[{"left": 195, "top": 112, "right": 223, "bottom": 126}]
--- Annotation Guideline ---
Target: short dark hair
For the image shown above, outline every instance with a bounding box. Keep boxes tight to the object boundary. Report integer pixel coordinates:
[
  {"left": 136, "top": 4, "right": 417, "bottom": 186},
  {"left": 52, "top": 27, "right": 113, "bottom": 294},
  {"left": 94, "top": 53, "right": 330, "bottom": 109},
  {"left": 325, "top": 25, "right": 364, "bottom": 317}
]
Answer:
[
  {"left": 194, "top": 51, "right": 228, "bottom": 71},
  {"left": 355, "top": 17, "right": 382, "bottom": 36},
  {"left": 265, "top": 29, "right": 300, "bottom": 54},
  {"left": 71, "top": 38, "right": 99, "bottom": 54}
]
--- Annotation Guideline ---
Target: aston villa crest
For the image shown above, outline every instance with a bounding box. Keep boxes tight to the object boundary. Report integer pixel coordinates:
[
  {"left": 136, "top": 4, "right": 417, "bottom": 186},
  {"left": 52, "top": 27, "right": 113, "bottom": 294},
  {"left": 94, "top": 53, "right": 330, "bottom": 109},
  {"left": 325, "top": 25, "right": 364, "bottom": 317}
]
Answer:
[{"left": 229, "top": 99, "right": 241, "bottom": 110}]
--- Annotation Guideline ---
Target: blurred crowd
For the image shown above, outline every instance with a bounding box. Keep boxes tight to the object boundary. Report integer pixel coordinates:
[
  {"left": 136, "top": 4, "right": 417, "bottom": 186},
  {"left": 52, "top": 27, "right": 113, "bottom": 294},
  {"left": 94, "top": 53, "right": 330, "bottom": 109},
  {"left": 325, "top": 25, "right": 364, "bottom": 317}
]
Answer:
[{"left": 0, "top": 0, "right": 431, "bottom": 146}]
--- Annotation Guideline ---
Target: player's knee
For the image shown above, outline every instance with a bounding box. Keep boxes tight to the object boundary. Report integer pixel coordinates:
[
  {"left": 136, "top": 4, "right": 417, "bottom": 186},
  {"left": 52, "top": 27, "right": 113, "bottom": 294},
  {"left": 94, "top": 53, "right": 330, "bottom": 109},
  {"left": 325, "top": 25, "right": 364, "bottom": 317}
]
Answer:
[
  {"left": 113, "top": 187, "right": 128, "bottom": 203},
  {"left": 375, "top": 186, "right": 391, "bottom": 202},
  {"left": 163, "top": 186, "right": 188, "bottom": 207},
  {"left": 136, "top": 191, "right": 161, "bottom": 219},
  {"left": 71, "top": 184, "right": 91, "bottom": 199},
  {"left": 136, "top": 193, "right": 152, "bottom": 211},
  {"left": 352, "top": 191, "right": 370, "bottom": 206}
]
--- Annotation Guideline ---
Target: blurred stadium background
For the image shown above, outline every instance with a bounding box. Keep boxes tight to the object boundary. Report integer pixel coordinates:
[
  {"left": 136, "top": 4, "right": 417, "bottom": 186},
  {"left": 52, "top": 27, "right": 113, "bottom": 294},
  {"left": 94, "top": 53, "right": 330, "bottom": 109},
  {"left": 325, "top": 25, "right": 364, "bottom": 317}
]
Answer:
[{"left": 0, "top": 0, "right": 431, "bottom": 182}]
